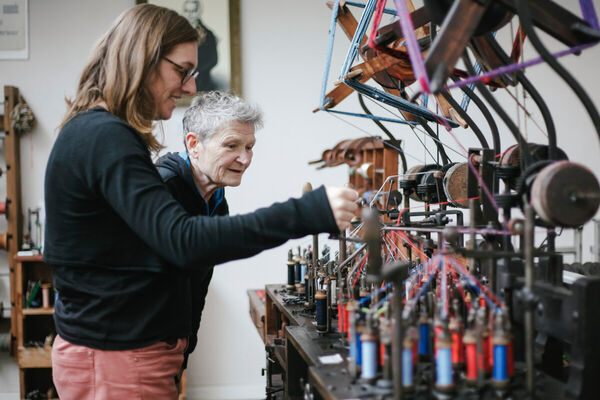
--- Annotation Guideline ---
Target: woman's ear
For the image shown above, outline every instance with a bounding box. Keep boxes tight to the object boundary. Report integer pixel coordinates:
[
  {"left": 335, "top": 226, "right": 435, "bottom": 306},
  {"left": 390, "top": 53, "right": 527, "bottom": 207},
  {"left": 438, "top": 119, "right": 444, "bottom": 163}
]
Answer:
[{"left": 185, "top": 132, "right": 201, "bottom": 153}]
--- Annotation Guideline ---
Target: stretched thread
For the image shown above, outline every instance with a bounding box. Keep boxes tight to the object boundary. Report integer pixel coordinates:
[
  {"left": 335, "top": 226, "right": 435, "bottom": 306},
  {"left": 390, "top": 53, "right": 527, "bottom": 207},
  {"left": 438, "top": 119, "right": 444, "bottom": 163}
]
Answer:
[
  {"left": 352, "top": 254, "right": 369, "bottom": 288},
  {"left": 448, "top": 256, "right": 503, "bottom": 309},
  {"left": 402, "top": 258, "right": 442, "bottom": 319},
  {"left": 446, "top": 43, "right": 595, "bottom": 91}
]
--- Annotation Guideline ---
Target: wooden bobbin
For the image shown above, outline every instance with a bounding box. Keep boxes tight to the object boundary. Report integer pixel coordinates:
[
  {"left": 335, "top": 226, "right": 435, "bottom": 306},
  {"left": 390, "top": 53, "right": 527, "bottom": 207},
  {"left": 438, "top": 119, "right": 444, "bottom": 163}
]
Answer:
[
  {"left": 531, "top": 161, "right": 600, "bottom": 228},
  {"left": 442, "top": 162, "right": 469, "bottom": 208},
  {"left": 0, "top": 232, "right": 8, "bottom": 250}
]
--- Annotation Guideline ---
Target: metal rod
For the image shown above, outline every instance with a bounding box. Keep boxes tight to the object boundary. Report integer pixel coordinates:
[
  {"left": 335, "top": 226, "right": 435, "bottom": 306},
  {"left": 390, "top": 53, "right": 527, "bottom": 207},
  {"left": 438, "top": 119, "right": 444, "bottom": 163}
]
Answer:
[
  {"left": 594, "top": 220, "right": 600, "bottom": 262},
  {"left": 574, "top": 226, "right": 583, "bottom": 264},
  {"left": 334, "top": 243, "right": 368, "bottom": 274},
  {"left": 524, "top": 204, "right": 535, "bottom": 396}
]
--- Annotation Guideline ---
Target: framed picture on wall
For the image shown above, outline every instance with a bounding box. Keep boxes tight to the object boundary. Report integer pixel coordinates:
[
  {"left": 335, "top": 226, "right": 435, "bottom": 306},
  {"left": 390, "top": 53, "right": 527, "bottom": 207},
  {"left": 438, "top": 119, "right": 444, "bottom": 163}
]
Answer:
[
  {"left": 138, "top": 0, "right": 242, "bottom": 102},
  {"left": 0, "top": 0, "right": 29, "bottom": 60}
]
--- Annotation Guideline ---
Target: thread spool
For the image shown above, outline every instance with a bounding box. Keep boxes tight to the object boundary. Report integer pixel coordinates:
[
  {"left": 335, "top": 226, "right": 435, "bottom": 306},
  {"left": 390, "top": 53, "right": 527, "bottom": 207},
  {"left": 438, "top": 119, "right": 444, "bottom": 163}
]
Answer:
[
  {"left": 402, "top": 336, "right": 414, "bottom": 389},
  {"left": 0, "top": 201, "right": 6, "bottom": 215},
  {"left": 337, "top": 302, "right": 344, "bottom": 333},
  {"left": 492, "top": 333, "right": 510, "bottom": 387},
  {"left": 442, "top": 162, "right": 469, "bottom": 208},
  {"left": 355, "top": 323, "right": 364, "bottom": 368},
  {"left": 358, "top": 162, "right": 373, "bottom": 179},
  {"left": 315, "top": 290, "right": 328, "bottom": 332},
  {"left": 418, "top": 313, "right": 431, "bottom": 359},
  {"left": 449, "top": 317, "right": 464, "bottom": 368},
  {"left": 464, "top": 330, "right": 477, "bottom": 385},
  {"left": 435, "top": 334, "right": 454, "bottom": 391},
  {"left": 482, "top": 329, "right": 492, "bottom": 374},
  {"left": 294, "top": 258, "right": 302, "bottom": 284},
  {"left": 300, "top": 259, "right": 307, "bottom": 284},
  {"left": 347, "top": 302, "right": 358, "bottom": 376},
  {"left": 286, "top": 250, "right": 295, "bottom": 292},
  {"left": 360, "top": 331, "right": 377, "bottom": 381},
  {"left": 507, "top": 333, "right": 515, "bottom": 377}
]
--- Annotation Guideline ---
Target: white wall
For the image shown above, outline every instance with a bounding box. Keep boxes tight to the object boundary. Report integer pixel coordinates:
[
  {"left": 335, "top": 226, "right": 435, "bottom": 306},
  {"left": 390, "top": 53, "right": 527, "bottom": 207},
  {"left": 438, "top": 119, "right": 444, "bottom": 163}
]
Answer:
[{"left": 1, "top": 0, "right": 600, "bottom": 399}]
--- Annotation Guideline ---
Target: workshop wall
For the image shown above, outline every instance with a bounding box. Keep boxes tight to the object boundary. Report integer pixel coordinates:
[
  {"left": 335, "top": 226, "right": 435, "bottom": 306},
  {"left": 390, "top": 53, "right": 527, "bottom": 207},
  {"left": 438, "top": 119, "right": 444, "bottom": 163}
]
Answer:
[{"left": 1, "top": 0, "right": 600, "bottom": 399}]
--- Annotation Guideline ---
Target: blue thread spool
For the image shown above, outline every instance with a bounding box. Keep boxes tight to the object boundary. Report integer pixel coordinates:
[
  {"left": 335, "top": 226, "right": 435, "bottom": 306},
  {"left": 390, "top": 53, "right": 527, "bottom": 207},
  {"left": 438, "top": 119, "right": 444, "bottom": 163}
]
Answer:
[
  {"left": 315, "top": 291, "right": 328, "bottom": 332},
  {"left": 418, "top": 313, "right": 431, "bottom": 357},
  {"left": 360, "top": 331, "right": 377, "bottom": 381},
  {"left": 435, "top": 335, "right": 454, "bottom": 391},
  {"left": 301, "top": 260, "right": 307, "bottom": 284},
  {"left": 492, "top": 312, "right": 510, "bottom": 387},
  {"left": 355, "top": 329, "right": 363, "bottom": 367},
  {"left": 402, "top": 336, "right": 414, "bottom": 389}
]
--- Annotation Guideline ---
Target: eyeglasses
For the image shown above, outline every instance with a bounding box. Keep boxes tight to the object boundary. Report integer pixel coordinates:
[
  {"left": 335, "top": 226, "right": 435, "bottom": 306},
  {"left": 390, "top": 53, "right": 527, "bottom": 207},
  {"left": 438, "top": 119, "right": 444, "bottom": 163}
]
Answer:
[{"left": 162, "top": 57, "right": 198, "bottom": 85}]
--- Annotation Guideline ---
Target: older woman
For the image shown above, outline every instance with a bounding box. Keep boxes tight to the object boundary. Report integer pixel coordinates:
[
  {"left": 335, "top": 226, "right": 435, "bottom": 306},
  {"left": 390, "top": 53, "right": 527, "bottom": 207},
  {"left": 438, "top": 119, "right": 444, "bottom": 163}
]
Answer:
[
  {"left": 44, "top": 4, "right": 357, "bottom": 399},
  {"left": 155, "top": 91, "right": 262, "bottom": 370}
]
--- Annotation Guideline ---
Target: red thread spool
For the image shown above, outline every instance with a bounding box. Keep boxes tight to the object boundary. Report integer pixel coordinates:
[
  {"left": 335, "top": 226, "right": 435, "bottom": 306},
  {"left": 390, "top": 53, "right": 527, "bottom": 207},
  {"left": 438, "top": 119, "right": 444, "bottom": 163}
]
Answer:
[
  {"left": 487, "top": 331, "right": 494, "bottom": 371},
  {"left": 338, "top": 303, "right": 343, "bottom": 332},
  {"left": 507, "top": 336, "right": 515, "bottom": 377},
  {"left": 482, "top": 331, "right": 492, "bottom": 373},
  {"left": 449, "top": 317, "right": 464, "bottom": 366},
  {"left": 464, "top": 331, "right": 477, "bottom": 384},
  {"left": 343, "top": 304, "right": 349, "bottom": 333},
  {"left": 451, "top": 330, "right": 463, "bottom": 366},
  {"left": 0, "top": 201, "right": 6, "bottom": 215}
]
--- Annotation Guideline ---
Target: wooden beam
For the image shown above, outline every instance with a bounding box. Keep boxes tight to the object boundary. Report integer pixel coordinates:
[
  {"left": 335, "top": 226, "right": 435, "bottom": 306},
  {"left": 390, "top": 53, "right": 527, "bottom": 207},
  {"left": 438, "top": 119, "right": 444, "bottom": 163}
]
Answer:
[{"left": 4, "top": 85, "right": 23, "bottom": 359}]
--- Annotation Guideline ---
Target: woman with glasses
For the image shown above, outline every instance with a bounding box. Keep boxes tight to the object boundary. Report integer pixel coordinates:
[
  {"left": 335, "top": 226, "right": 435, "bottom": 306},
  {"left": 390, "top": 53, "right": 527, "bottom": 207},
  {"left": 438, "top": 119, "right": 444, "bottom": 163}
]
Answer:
[{"left": 44, "top": 4, "right": 357, "bottom": 399}]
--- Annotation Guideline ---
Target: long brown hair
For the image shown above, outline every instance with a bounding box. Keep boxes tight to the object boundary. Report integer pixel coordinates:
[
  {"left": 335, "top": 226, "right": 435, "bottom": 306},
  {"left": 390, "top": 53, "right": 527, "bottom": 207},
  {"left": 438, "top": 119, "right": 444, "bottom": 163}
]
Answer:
[{"left": 60, "top": 4, "right": 199, "bottom": 152}]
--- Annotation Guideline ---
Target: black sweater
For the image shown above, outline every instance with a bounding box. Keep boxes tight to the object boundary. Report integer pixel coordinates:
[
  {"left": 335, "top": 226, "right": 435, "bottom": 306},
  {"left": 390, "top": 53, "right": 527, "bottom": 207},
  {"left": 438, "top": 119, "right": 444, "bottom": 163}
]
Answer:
[
  {"left": 155, "top": 152, "right": 228, "bottom": 359},
  {"left": 44, "top": 107, "right": 338, "bottom": 350}
]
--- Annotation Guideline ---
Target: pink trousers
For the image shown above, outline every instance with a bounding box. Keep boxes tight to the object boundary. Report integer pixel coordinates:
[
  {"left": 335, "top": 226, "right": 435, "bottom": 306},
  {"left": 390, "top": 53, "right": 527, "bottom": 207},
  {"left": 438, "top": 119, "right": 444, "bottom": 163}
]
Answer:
[{"left": 52, "top": 334, "right": 187, "bottom": 400}]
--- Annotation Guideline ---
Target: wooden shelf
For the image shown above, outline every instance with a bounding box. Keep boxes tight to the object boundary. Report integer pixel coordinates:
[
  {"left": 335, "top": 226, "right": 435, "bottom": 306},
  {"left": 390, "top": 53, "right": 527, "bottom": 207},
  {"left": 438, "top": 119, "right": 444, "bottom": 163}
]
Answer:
[
  {"left": 14, "top": 254, "right": 43, "bottom": 262},
  {"left": 17, "top": 345, "right": 52, "bottom": 368},
  {"left": 22, "top": 307, "right": 54, "bottom": 316}
]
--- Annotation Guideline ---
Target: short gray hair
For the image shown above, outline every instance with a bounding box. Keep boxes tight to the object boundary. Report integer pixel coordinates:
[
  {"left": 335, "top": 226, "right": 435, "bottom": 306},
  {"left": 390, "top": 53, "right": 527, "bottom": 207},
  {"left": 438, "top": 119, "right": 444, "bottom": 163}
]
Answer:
[{"left": 182, "top": 91, "right": 263, "bottom": 143}]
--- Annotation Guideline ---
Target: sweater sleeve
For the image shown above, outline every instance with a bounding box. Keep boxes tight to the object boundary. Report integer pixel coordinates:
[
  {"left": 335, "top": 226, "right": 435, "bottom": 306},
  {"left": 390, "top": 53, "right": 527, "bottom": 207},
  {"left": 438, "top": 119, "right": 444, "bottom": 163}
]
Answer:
[{"left": 96, "top": 152, "right": 338, "bottom": 269}]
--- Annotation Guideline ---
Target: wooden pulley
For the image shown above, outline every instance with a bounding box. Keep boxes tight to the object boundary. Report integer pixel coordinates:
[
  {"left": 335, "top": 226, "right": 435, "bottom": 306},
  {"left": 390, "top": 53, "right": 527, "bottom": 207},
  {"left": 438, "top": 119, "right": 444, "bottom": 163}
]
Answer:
[
  {"left": 531, "top": 161, "right": 600, "bottom": 228},
  {"left": 442, "top": 162, "right": 469, "bottom": 208},
  {"left": 0, "top": 231, "right": 8, "bottom": 250}
]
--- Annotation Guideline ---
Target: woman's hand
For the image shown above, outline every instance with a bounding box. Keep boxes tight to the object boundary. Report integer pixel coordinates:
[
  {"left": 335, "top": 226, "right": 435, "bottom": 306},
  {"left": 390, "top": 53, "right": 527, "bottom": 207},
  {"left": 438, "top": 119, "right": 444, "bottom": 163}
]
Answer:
[{"left": 325, "top": 187, "right": 359, "bottom": 232}]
